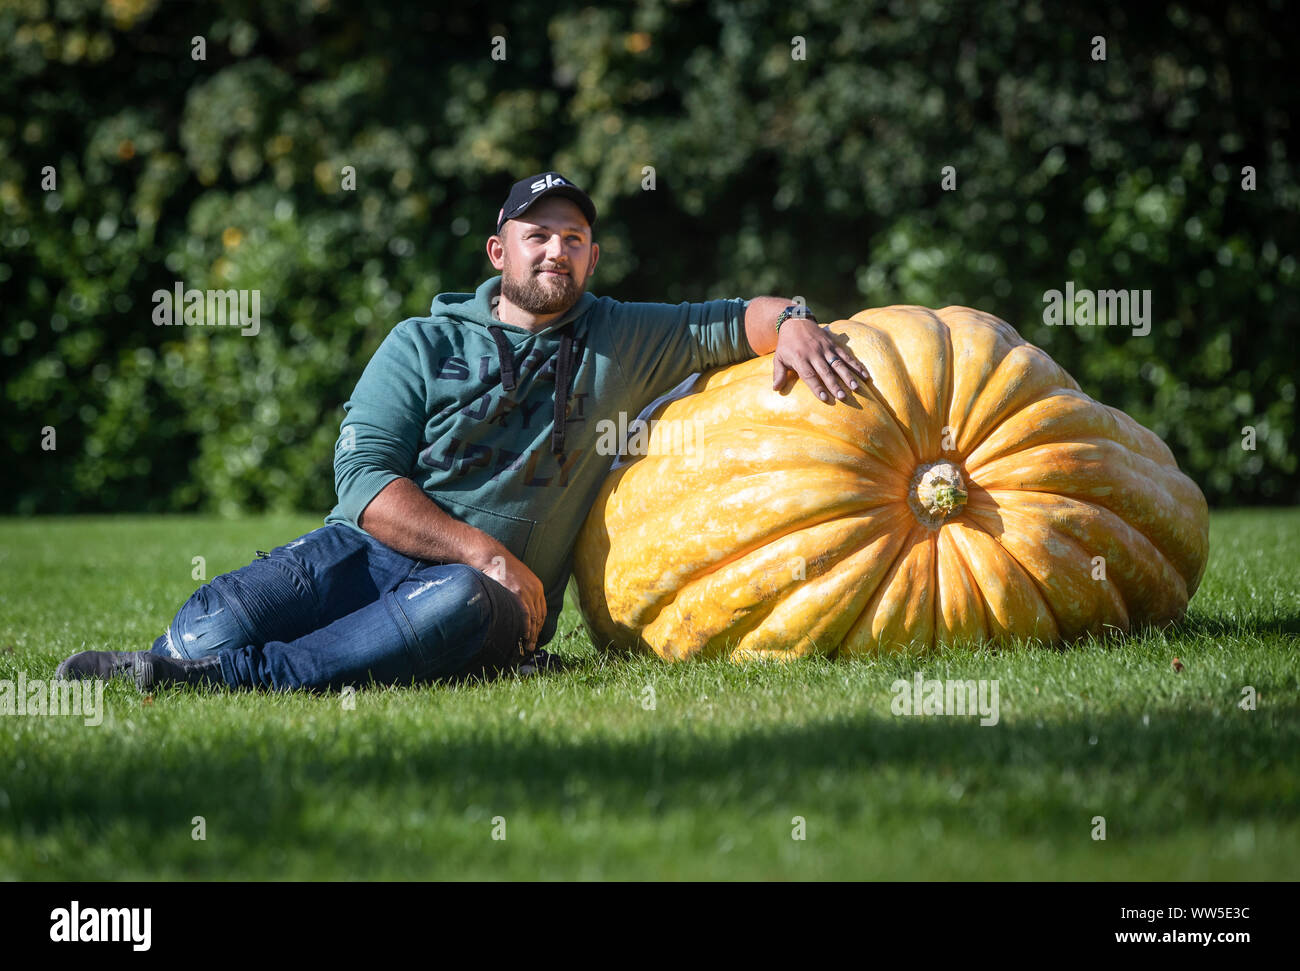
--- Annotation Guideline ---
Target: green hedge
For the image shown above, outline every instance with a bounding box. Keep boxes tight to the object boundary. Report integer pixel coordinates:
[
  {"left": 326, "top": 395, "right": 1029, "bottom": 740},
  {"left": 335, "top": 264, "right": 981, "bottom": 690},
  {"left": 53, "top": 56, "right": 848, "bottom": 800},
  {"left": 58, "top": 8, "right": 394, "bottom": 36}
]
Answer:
[{"left": 3, "top": 0, "right": 1295, "bottom": 513}]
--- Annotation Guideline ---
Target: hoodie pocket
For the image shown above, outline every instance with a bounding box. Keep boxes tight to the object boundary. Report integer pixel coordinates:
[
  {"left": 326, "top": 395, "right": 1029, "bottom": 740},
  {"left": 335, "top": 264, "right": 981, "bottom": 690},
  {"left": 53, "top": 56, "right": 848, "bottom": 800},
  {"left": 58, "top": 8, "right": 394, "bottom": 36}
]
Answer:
[{"left": 428, "top": 492, "right": 536, "bottom": 563}]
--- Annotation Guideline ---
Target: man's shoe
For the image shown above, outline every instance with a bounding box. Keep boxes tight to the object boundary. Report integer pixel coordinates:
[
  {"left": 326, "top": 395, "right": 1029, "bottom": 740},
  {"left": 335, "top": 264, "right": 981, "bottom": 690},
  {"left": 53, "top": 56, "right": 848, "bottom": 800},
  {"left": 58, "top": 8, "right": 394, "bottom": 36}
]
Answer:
[
  {"left": 517, "top": 649, "right": 564, "bottom": 677},
  {"left": 132, "top": 653, "right": 226, "bottom": 691},
  {"left": 55, "top": 650, "right": 145, "bottom": 681}
]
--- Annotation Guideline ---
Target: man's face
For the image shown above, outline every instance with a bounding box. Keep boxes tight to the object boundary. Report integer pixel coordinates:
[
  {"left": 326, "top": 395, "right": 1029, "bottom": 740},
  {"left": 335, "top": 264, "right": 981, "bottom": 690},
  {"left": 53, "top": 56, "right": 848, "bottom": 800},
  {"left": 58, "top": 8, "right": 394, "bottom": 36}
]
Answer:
[{"left": 490, "top": 197, "right": 598, "bottom": 316}]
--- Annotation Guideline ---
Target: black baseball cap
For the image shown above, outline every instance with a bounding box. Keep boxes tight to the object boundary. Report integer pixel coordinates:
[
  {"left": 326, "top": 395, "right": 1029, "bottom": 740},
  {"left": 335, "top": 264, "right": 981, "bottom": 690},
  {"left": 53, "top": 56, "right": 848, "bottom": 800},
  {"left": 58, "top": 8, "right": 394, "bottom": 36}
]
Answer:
[{"left": 495, "top": 171, "right": 598, "bottom": 234}]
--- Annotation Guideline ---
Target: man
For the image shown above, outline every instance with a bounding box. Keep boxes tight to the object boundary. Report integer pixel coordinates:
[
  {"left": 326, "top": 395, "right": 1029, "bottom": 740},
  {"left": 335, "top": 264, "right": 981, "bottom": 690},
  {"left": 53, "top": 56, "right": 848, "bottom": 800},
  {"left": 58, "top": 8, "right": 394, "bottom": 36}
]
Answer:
[{"left": 56, "top": 172, "right": 871, "bottom": 692}]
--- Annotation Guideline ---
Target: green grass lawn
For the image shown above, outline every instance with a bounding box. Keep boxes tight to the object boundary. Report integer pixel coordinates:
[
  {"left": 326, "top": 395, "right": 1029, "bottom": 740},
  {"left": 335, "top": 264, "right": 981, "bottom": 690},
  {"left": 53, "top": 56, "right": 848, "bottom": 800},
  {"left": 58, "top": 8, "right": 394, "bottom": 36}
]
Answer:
[{"left": 1, "top": 510, "right": 1297, "bottom": 880}]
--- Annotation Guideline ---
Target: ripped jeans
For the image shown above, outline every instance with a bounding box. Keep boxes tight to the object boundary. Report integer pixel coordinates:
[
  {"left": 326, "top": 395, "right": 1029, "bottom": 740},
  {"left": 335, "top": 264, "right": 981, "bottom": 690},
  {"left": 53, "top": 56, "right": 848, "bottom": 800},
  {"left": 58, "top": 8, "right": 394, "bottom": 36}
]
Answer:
[{"left": 150, "top": 524, "right": 529, "bottom": 691}]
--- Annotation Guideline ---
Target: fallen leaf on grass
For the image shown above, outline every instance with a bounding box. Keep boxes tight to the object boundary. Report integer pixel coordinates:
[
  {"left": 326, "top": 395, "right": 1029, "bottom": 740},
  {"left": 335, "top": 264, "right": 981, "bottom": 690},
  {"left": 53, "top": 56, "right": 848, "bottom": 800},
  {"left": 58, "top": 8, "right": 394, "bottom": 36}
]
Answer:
[{"left": 1171, "top": 657, "right": 1184, "bottom": 673}]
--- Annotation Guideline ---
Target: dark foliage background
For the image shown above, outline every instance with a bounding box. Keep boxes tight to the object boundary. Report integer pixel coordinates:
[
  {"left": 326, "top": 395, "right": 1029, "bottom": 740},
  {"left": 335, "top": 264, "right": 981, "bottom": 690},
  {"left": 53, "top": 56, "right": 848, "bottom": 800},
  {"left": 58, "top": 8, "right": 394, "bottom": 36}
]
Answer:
[{"left": 3, "top": 0, "right": 1296, "bottom": 514}]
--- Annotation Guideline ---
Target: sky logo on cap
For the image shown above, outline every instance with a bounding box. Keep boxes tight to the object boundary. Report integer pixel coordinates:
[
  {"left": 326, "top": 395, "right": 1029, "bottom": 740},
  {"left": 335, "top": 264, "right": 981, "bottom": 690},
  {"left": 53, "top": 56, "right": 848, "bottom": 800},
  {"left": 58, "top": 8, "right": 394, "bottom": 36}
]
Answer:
[
  {"left": 530, "top": 174, "right": 569, "bottom": 194},
  {"left": 497, "top": 171, "right": 597, "bottom": 233}
]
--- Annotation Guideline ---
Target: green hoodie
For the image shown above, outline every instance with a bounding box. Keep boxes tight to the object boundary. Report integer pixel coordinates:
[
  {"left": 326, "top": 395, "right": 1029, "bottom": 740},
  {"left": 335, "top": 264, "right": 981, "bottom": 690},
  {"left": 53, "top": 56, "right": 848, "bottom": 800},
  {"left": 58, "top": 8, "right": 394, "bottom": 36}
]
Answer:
[{"left": 325, "top": 275, "right": 754, "bottom": 645}]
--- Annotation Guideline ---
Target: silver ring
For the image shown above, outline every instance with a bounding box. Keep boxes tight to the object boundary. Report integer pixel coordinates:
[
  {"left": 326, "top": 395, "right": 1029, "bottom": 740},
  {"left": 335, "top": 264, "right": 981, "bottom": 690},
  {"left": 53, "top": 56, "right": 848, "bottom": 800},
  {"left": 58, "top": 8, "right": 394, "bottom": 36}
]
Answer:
[{"left": 828, "top": 356, "right": 841, "bottom": 365}]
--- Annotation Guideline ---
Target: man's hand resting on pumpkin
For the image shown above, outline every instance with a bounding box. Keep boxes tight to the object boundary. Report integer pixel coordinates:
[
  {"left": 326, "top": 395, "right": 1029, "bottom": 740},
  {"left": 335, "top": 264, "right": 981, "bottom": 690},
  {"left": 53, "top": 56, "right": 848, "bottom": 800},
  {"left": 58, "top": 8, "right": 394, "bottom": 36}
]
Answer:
[{"left": 742, "top": 297, "right": 872, "bottom": 404}]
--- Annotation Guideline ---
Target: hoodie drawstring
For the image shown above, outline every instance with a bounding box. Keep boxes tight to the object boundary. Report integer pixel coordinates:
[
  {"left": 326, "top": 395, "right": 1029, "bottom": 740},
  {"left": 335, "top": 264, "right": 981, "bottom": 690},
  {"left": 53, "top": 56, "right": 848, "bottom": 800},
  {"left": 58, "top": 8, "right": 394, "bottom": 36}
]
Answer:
[
  {"left": 551, "top": 330, "right": 575, "bottom": 456},
  {"left": 487, "top": 325, "right": 517, "bottom": 392},
  {"left": 488, "top": 324, "right": 581, "bottom": 456}
]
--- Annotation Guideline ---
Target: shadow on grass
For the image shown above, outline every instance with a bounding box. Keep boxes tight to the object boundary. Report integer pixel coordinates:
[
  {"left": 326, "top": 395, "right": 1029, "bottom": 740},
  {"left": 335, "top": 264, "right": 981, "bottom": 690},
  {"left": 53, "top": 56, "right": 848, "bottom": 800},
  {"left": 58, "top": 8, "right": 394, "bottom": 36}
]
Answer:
[{"left": 4, "top": 698, "right": 1296, "bottom": 876}]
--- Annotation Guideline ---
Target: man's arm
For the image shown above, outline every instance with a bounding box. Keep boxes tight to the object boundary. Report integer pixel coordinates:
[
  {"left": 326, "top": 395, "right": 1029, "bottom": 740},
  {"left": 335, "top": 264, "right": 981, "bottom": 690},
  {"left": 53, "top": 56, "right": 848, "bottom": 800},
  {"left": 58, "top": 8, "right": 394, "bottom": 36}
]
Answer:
[
  {"left": 333, "top": 322, "right": 545, "bottom": 650},
  {"left": 743, "top": 296, "right": 872, "bottom": 403},
  {"left": 359, "top": 477, "right": 547, "bottom": 652}
]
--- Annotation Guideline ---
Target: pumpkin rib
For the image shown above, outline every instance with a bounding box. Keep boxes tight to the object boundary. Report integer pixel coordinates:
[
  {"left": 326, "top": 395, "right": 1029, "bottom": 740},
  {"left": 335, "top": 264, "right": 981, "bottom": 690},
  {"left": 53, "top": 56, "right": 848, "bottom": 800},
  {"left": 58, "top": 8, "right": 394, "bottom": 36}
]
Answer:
[
  {"left": 838, "top": 318, "right": 924, "bottom": 465},
  {"left": 1103, "top": 404, "right": 1178, "bottom": 468},
  {"left": 649, "top": 582, "right": 783, "bottom": 662},
  {"left": 682, "top": 366, "right": 918, "bottom": 473},
  {"left": 928, "top": 526, "right": 941, "bottom": 646},
  {"left": 875, "top": 526, "right": 937, "bottom": 651},
  {"left": 645, "top": 504, "right": 913, "bottom": 661},
  {"left": 950, "top": 341, "right": 1080, "bottom": 460},
  {"left": 938, "top": 310, "right": 957, "bottom": 462},
  {"left": 964, "top": 389, "right": 1179, "bottom": 472},
  {"left": 967, "top": 440, "right": 1201, "bottom": 587},
  {"left": 741, "top": 419, "right": 914, "bottom": 490},
  {"left": 697, "top": 457, "right": 910, "bottom": 501},
  {"left": 941, "top": 308, "right": 1028, "bottom": 454},
  {"left": 955, "top": 382, "right": 1065, "bottom": 468},
  {"left": 1020, "top": 475, "right": 1177, "bottom": 587},
  {"left": 638, "top": 532, "right": 797, "bottom": 659},
  {"left": 936, "top": 522, "right": 991, "bottom": 644},
  {"left": 955, "top": 525, "right": 993, "bottom": 641},
  {"left": 600, "top": 467, "right": 889, "bottom": 626},
  {"left": 945, "top": 516, "right": 1065, "bottom": 644},
  {"left": 846, "top": 311, "right": 952, "bottom": 461},
  {"left": 981, "top": 488, "right": 1191, "bottom": 627},
  {"left": 625, "top": 492, "right": 909, "bottom": 636},
  {"left": 965, "top": 494, "right": 1131, "bottom": 639},
  {"left": 697, "top": 355, "right": 769, "bottom": 390},
  {"left": 1001, "top": 544, "right": 1067, "bottom": 645},
  {"left": 728, "top": 506, "right": 916, "bottom": 661},
  {"left": 855, "top": 373, "right": 920, "bottom": 468},
  {"left": 837, "top": 517, "right": 926, "bottom": 655},
  {"left": 602, "top": 426, "right": 902, "bottom": 544},
  {"left": 901, "top": 309, "right": 955, "bottom": 461}
]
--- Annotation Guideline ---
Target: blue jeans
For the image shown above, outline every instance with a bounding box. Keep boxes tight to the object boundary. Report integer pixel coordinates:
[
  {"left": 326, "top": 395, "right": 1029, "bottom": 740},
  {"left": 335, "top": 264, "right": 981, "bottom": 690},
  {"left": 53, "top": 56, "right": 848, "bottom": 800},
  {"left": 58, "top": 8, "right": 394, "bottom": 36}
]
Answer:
[{"left": 149, "top": 524, "right": 528, "bottom": 691}]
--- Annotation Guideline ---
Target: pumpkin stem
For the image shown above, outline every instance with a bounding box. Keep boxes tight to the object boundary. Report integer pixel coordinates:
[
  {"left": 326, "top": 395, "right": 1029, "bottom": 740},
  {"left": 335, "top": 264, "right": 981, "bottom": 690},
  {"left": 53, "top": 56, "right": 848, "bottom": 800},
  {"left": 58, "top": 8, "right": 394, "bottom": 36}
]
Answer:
[{"left": 909, "top": 461, "right": 968, "bottom": 527}]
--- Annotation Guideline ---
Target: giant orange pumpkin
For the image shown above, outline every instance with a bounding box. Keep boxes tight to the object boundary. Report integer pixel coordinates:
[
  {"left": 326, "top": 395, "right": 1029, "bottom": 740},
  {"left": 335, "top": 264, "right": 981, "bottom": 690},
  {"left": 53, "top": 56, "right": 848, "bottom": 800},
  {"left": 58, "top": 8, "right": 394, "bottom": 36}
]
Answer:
[{"left": 573, "top": 306, "right": 1209, "bottom": 660}]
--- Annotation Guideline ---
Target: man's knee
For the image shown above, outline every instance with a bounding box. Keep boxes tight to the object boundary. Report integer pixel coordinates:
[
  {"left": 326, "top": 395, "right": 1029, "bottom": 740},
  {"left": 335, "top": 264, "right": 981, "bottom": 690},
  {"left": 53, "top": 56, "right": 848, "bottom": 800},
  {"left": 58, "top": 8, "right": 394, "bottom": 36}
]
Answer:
[
  {"left": 164, "top": 581, "right": 253, "bottom": 660},
  {"left": 469, "top": 570, "right": 530, "bottom": 670},
  {"left": 391, "top": 565, "right": 527, "bottom": 677},
  {"left": 167, "top": 548, "right": 324, "bottom": 659}
]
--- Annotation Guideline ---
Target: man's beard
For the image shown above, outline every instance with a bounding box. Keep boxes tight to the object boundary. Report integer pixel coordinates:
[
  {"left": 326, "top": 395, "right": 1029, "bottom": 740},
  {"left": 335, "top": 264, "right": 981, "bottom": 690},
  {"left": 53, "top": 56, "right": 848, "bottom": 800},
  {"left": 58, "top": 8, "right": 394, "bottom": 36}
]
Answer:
[{"left": 500, "top": 259, "right": 587, "bottom": 315}]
